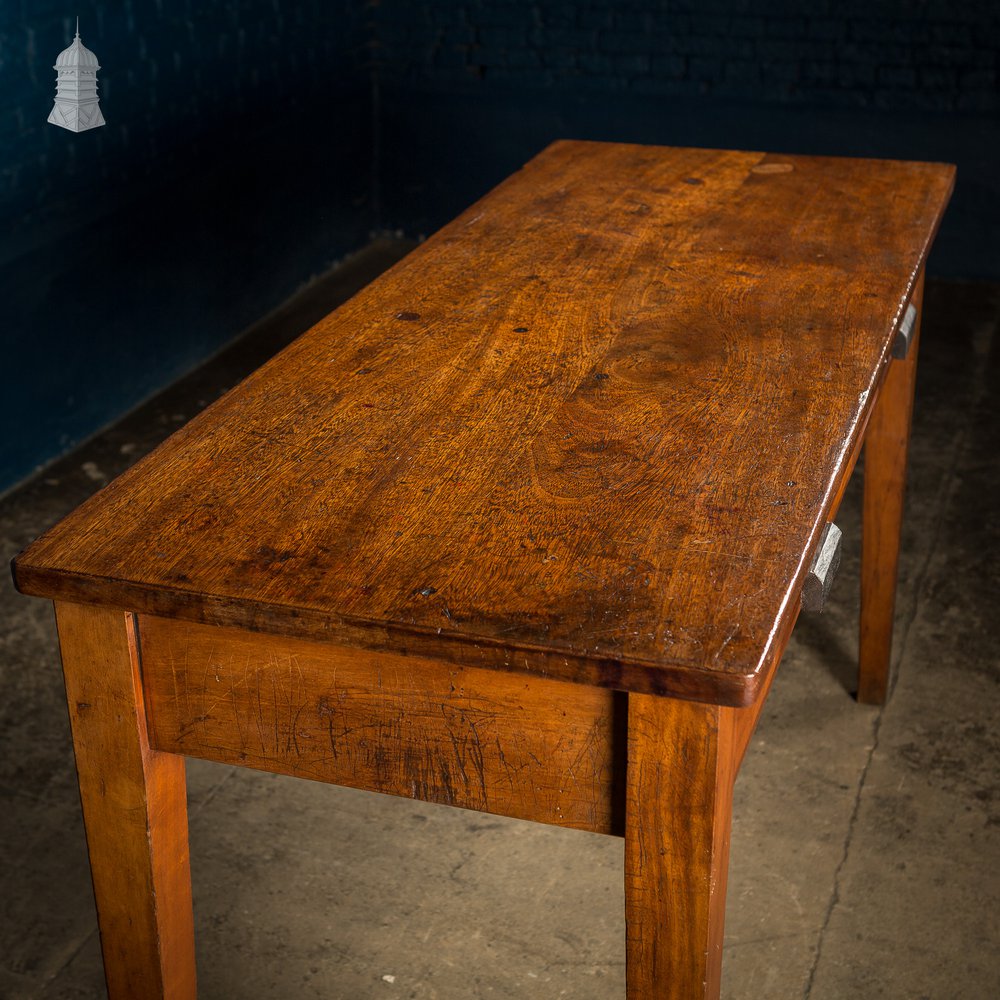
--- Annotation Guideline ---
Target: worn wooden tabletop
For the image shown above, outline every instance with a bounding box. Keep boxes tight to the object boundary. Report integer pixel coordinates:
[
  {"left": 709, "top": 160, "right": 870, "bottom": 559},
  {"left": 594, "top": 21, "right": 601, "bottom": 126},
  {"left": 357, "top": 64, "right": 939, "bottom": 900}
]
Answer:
[{"left": 14, "top": 141, "right": 955, "bottom": 705}]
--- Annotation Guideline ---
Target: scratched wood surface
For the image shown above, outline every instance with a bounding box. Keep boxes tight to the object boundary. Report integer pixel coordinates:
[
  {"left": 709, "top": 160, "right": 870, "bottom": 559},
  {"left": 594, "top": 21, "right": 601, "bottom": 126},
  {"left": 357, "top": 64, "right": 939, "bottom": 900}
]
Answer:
[
  {"left": 13, "top": 141, "right": 955, "bottom": 705},
  {"left": 139, "top": 614, "right": 622, "bottom": 833}
]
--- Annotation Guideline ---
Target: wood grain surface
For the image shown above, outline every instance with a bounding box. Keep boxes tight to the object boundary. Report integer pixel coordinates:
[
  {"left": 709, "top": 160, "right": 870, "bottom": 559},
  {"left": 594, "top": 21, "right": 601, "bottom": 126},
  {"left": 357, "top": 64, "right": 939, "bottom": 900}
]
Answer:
[
  {"left": 139, "top": 614, "right": 622, "bottom": 833},
  {"left": 55, "top": 603, "right": 196, "bottom": 999},
  {"left": 859, "top": 272, "right": 925, "bottom": 703},
  {"left": 13, "top": 141, "right": 955, "bottom": 706},
  {"left": 625, "top": 692, "right": 737, "bottom": 999}
]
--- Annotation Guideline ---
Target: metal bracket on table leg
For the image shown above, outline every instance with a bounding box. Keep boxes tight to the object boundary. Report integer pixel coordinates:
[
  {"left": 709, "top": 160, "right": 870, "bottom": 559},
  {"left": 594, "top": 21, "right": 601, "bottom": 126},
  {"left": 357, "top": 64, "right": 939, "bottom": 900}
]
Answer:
[
  {"left": 802, "top": 522, "right": 843, "bottom": 612},
  {"left": 892, "top": 303, "right": 918, "bottom": 360}
]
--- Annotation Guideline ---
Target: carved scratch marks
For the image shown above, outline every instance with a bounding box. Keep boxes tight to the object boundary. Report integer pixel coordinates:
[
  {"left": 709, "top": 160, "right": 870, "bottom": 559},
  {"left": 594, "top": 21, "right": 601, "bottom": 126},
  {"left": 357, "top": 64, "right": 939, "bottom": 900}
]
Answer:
[{"left": 141, "top": 616, "right": 618, "bottom": 833}]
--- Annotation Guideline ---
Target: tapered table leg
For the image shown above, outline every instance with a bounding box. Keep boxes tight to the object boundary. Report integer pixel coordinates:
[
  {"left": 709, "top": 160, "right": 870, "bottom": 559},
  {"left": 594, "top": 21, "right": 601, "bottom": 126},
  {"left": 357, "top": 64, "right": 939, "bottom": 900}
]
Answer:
[
  {"left": 859, "top": 272, "right": 924, "bottom": 704},
  {"left": 625, "top": 693, "right": 737, "bottom": 1000},
  {"left": 55, "top": 602, "right": 196, "bottom": 999}
]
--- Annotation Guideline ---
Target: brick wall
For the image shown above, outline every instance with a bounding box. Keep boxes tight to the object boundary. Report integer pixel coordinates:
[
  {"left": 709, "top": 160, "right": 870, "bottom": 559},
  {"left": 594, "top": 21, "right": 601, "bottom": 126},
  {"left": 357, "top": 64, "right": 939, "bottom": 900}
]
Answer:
[
  {"left": 0, "top": 0, "right": 372, "bottom": 491},
  {"left": 0, "top": 0, "right": 370, "bottom": 260},
  {"left": 375, "top": 0, "right": 999, "bottom": 113},
  {"left": 376, "top": 0, "right": 999, "bottom": 283}
]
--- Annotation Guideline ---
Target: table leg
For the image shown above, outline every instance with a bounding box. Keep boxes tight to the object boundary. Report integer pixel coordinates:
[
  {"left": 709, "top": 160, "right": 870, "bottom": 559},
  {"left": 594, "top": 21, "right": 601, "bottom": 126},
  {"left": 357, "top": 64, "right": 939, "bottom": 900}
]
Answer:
[
  {"left": 859, "top": 272, "right": 924, "bottom": 704},
  {"left": 55, "top": 602, "right": 196, "bottom": 999},
  {"left": 625, "top": 693, "right": 737, "bottom": 1000}
]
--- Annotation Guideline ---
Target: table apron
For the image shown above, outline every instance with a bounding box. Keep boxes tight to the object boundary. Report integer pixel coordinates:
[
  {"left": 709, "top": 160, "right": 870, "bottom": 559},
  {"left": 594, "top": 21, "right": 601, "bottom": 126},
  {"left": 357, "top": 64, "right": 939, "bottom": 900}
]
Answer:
[{"left": 137, "top": 614, "right": 630, "bottom": 835}]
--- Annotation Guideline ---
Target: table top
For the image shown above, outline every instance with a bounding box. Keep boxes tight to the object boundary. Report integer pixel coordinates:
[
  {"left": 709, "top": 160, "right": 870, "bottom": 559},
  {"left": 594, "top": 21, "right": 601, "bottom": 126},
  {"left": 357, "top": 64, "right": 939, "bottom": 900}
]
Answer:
[{"left": 14, "top": 141, "right": 954, "bottom": 706}]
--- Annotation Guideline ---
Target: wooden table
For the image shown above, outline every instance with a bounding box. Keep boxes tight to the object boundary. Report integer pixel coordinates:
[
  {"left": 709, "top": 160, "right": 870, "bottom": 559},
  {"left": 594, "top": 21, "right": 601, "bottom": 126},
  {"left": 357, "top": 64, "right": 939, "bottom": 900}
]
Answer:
[{"left": 13, "top": 141, "right": 954, "bottom": 999}]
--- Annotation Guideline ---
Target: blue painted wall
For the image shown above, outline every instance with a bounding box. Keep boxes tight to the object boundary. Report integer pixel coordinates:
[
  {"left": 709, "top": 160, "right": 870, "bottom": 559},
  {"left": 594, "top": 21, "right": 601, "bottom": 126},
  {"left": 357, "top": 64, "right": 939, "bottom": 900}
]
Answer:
[
  {"left": 1, "top": 1, "right": 374, "bottom": 492},
  {"left": 376, "top": 0, "right": 1000, "bottom": 279},
  {"left": 3, "top": 0, "right": 998, "bottom": 493}
]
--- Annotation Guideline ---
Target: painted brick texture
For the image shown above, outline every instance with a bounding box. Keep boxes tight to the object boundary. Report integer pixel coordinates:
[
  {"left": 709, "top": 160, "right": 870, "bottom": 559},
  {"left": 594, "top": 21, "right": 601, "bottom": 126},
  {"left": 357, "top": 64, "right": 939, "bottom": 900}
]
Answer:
[
  {"left": 374, "top": 0, "right": 999, "bottom": 113},
  {"left": 0, "top": 0, "right": 372, "bottom": 491},
  {"left": 0, "top": 0, "right": 369, "bottom": 255}
]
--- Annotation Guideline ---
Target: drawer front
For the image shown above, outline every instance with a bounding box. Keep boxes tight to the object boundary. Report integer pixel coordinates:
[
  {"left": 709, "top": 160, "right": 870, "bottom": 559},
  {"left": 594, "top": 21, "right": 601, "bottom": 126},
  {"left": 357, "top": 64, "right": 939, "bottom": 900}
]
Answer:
[{"left": 138, "top": 614, "right": 622, "bottom": 834}]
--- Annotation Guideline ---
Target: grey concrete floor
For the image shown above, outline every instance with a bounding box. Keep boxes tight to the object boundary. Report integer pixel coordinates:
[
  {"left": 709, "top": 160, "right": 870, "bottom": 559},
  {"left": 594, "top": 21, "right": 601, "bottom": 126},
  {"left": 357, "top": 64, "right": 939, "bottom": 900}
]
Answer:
[{"left": 2, "top": 245, "right": 998, "bottom": 999}]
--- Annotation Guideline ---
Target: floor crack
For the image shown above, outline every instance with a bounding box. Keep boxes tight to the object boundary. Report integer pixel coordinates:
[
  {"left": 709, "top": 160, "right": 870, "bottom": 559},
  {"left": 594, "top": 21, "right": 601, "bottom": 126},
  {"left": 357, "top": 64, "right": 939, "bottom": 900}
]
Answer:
[
  {"left": 40, "top": 928, "right": 96, "bottom": 995},
  {"left": 802, "top": 310, "right": 993, "bottom": 998},
  {"left": 801, "top": 706, "right": 882, "bottom": 999}
]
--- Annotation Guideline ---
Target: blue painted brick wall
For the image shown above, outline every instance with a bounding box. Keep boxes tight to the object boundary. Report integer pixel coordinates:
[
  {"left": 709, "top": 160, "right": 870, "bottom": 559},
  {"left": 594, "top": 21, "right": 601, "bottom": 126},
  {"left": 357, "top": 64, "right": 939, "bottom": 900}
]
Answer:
[
  {"left": 0, "top": 0, "right": 374, "bottom": 492},
  {"left": 375, "top": 0, "right": 999, "bottom": 283},
  {"left": 1, "top": 0, "right": 370, "bottom": 263},
  {"left": 373, "top": 0, "right": 999, "bottom": 113}
]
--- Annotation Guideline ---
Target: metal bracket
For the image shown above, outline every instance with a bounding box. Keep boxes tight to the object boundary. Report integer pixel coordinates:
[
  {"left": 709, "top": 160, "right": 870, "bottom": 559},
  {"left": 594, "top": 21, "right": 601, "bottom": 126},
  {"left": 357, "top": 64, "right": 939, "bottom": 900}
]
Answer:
[
  {"left": 892, "top": 303, "right": 918, "bottom": 360},
  {"left": 802, "top": 522, "right": 843, "bottom": 612}
]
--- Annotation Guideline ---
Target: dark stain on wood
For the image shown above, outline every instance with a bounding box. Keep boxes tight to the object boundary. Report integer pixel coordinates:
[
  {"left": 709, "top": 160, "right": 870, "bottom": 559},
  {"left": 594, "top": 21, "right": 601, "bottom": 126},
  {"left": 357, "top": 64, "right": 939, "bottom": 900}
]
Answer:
[{"left": 12, "top": 140, "right": 955, "bottom": 706}]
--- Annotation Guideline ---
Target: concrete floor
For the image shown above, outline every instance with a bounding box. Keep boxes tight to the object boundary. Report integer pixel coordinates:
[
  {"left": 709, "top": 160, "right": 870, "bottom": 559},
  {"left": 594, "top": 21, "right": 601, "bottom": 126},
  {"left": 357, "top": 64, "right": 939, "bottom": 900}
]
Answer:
[{"left": 1, "top": 243, "right": 998, "bottom": 999}]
